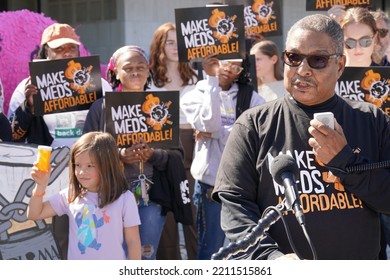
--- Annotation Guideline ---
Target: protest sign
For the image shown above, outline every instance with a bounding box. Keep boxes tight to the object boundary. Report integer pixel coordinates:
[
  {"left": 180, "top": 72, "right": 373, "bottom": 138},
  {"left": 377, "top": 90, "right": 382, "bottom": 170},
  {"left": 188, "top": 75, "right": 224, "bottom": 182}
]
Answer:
[
  {"left": 105, "top": 91, "right": 180, "bottom": 149},
  {"left": 226, "top": 0, "right": 282, "bottom": 38},
  {"left": 175, "top": 5, "right": 245, "bottom": 62},
  {"left": 336, "top": 66, "right": 390, "bottom": 115},
  {"left": 30, "top": 56, "right": 102, "bottom": 116},
  {"left": 306, "top": 0, "right": 378, "bottom": 11}
]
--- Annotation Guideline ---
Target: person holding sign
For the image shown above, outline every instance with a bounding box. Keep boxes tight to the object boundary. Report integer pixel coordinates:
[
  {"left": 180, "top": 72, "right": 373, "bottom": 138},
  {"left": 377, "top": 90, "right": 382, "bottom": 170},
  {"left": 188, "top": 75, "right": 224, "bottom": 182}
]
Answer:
[
  {"left": 84, "top": 45, "right": 186, "bottom": 260},
  {"left": 212, "top": 14, "right": 390, "bottom": 260},
  {"left": 7, "top": 22, "right": 112, "bottom": 260},
  {"left": 249, "top": 40, "right": 286, "bottom": 102},
  {"left": 339, "top": 7, "right": 379, "bottom": 67},
  {"left": 336, "top": 7, "right": 390, "bottom": 260},
  {"left": 149, "top": 22, "right": 199, "bottom": 260},
  {"left": 181, "top": 54, "right": 265, "bottom": 259},
  {"left": 27, "top": 131, "right": 141, "bottom": 260},
  {"left": 8, "top": 23, "right": 112, "bottom": 147}
]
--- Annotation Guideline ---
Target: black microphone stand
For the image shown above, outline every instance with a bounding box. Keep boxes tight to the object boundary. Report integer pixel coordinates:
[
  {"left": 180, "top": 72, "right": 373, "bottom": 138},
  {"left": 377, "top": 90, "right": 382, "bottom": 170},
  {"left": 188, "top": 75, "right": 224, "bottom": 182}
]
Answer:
[{"left": 211, "top": 201, "right": 286, "bottom": 260}]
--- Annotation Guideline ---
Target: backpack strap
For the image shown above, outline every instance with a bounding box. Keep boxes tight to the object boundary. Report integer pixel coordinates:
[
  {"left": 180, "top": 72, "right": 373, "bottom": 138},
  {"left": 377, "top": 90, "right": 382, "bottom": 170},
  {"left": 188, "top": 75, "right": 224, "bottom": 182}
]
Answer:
[{"left": 236, "top": 83, "right": 254, "bottom": 119}]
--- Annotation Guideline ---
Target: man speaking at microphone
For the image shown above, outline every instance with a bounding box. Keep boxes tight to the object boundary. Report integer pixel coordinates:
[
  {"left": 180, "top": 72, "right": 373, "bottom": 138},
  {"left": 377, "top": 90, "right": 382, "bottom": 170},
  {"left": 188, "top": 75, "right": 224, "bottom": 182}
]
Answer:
[{"left": 212, "top": 14, "right": 390, "bottom": 260}]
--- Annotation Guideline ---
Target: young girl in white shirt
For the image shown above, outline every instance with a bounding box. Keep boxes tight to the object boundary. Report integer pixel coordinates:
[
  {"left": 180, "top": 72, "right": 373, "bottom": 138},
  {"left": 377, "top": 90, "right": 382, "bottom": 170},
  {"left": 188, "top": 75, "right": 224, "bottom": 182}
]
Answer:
[{"left": 27, "top": 131, "right": 141, "bottom": 259}]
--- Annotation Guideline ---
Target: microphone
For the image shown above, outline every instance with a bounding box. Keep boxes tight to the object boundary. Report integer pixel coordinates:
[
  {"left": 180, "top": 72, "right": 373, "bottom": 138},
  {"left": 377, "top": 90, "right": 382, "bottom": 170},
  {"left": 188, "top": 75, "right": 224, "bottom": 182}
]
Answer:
[{"left": 270, "top": 154, "right": 305, "bottom": 225}]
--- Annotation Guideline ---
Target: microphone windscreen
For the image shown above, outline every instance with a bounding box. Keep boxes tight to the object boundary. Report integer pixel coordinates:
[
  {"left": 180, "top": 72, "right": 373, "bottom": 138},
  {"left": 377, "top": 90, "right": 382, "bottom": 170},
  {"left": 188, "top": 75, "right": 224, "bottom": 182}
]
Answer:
[{"left": 270, "top": 154, "right": 299, "bottom": 185}]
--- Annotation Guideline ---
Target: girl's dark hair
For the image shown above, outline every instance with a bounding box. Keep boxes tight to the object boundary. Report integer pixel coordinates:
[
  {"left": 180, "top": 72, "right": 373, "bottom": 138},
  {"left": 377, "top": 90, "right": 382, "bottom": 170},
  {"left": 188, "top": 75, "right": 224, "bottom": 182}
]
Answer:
[{"left": 68, "top": 131, "right": 128, "bottom": 208}]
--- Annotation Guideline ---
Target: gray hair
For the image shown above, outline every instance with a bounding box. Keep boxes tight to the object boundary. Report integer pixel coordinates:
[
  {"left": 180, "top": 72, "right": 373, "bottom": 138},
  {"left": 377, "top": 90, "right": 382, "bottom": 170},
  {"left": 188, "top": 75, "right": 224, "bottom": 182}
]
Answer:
[
  {"left": 286, "top": 14, "right": 344, "bottom": 55},
  {"left": 371, "top": 9, "right": 390, "bottom": 28}
]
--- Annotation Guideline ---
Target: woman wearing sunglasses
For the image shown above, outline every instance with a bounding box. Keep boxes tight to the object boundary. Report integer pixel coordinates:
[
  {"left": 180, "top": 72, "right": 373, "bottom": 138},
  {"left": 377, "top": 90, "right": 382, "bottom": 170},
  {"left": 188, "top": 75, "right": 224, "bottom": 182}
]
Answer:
[
  {"left": 339, "top": 7, "right": 379, "bottom": 67},
  {"left": 338, "top": 7, "right": 390, "bottom": 261},
  {"left": 329, "top": 6, "right": 390, "bottom": 66}
]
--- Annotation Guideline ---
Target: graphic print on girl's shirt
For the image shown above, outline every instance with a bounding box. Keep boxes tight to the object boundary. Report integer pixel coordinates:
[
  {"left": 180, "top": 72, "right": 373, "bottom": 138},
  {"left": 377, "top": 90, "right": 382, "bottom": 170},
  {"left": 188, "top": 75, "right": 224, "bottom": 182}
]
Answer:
[{"left": 76, "top": 204, "right": 110, "bottom": 254}]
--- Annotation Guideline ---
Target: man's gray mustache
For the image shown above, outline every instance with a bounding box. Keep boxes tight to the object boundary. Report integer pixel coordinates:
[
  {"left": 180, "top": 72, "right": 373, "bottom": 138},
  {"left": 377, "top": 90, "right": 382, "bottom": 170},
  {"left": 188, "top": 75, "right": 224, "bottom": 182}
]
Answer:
[{"left": 292, "top": 76, "right": 317, "bottom": 87}]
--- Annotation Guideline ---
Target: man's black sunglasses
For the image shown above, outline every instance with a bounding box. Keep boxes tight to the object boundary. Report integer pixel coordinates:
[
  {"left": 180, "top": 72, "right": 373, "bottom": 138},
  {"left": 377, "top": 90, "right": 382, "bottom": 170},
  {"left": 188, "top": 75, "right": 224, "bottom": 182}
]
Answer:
[{"left": 282, "top": 51, "right": 341, "bottom": 69}]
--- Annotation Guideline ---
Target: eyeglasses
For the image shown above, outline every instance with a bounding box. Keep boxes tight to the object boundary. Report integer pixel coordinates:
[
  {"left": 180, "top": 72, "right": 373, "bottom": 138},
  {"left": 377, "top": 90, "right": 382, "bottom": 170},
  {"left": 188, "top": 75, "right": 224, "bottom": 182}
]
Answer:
[
  {"left": 378, "top": 28, "right": 389, "bottom": 38},
  {"left": 282, "top": 51, "right": 340, "bottom": 69},
  {"left": 344, "top": 36, "right": 373, "bottom": 49},
  {"left": 219, "top": 60, "right": 244, "bottom": 75}
]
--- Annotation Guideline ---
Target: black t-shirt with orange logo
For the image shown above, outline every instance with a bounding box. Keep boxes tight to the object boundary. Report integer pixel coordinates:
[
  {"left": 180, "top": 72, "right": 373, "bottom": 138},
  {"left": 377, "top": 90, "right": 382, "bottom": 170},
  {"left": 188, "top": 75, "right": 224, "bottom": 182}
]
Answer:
[{"left": 213, "top": 93, "right": 390, "bottom": 260}]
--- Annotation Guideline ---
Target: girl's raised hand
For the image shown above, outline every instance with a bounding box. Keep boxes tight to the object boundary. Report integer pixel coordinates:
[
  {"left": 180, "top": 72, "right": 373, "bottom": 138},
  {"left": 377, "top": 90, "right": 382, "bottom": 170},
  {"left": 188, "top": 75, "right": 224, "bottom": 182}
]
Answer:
[{"left": 31, "top": 162, "right": 51, "bottom": 189}]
